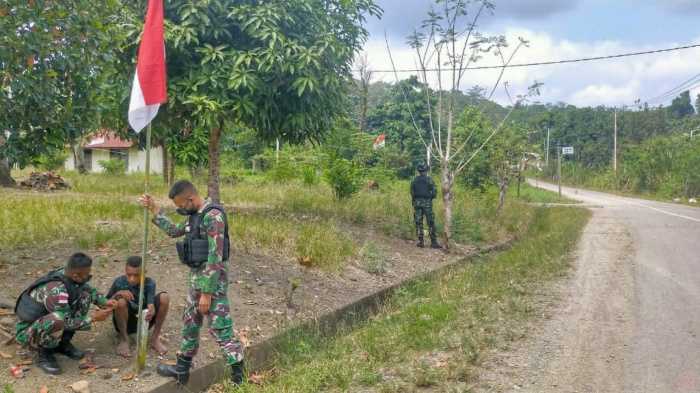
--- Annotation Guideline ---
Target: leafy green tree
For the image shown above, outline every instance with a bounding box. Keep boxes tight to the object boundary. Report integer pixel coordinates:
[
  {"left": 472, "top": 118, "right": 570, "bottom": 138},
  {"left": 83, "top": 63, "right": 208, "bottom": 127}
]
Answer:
[
  {"left": 669, "top": 90, "right": 695, "bottom": 118},
  {"left": 138, "top": 0, "right": 380, "bottom": 201},
  {"left": 0, "top": 0, "right": 125, "bottom": 185}
]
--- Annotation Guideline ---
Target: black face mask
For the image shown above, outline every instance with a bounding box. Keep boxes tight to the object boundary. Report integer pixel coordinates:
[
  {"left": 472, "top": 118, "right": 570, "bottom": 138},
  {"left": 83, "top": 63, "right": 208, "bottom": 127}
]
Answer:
[{"left": 176, "top": 207, "right": 198, "bottom": 216}]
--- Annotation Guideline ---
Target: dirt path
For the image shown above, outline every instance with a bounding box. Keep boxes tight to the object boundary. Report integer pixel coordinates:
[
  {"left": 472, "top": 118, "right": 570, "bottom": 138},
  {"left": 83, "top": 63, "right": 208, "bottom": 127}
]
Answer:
[{"left": 0, "top": 222, "right": 482, "bottom": 393}]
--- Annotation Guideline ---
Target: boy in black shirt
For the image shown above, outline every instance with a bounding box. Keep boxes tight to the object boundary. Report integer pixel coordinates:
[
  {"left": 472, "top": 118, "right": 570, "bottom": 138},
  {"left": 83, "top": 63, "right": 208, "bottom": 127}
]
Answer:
[{"left": 107, "top": 256, "right": 169, "bottom": 357}]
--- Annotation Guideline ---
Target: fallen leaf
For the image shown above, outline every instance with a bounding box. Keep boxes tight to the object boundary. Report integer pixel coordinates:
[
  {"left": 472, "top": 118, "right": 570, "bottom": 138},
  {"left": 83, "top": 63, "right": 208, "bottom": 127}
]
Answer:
[
  {"left": 0, "top": 309, "right": 13, "bottom": 316},
  {"left": 160, "top": 359, "right": 176, "bottom": 366},
  {"left": 111, "top": 368, "right": 119, "bottom": 373},
  {"left": 69, "top": 380, "right": 90, "bottom": 393},
  {"left": 238, "top": 330, "right": 250, "bottom": 348},
  {"left": 121, "top": 372, "right": 135, "bottom": 381},
  {"left": 18, "top": 359, "right": 33, "bottom": 366},
  {"left": 80, "top": 367, "right": 97, "bottom": 375},
  {"left": 39, "top": 385, "right": 49, "bottom": 393},
  {"left": 0, "top": 351, "right": 12, "bottom": 359}
]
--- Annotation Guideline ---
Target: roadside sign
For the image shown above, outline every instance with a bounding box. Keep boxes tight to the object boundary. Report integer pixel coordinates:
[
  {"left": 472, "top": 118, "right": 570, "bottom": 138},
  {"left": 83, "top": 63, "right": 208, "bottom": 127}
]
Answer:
[{"left": 562, "top": 146, "right": 574, "bottom": 155}]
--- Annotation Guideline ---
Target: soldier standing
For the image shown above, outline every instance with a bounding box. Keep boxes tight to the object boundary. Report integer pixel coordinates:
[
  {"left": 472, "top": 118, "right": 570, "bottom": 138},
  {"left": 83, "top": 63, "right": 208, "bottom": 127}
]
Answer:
[
  {"left": 14, "top": 253, "right": 116, "bottom": 375},
  {"left": 410, "top": 163, "right": 442, "bottom": 249},
  {"left": 140, "top": 180, "right": 244, "bottom": 386}
]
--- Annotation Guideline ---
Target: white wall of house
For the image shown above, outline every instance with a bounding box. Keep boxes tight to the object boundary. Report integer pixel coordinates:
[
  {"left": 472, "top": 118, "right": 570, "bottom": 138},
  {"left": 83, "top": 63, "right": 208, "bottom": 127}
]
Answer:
[
  {"left": 64, "top": 147, "right": 163, "bottom": 174},
  {"left": 128, "top": 146, "right": 163, "bottom": 174}
]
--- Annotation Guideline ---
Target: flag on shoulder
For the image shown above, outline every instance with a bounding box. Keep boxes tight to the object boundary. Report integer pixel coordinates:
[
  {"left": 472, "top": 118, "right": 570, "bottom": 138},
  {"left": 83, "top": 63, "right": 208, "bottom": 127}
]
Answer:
[{"left": 128, "top": 0, "right": 167, "bottom": 133}]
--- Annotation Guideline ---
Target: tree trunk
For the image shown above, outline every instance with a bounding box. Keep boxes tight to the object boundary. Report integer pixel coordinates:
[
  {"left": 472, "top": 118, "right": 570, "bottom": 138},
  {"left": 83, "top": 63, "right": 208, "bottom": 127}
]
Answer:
[
  {"left": 497, "top": 181, "right": 508, "bottom": 214},
  {"left": 168, "top": 152, "right": 175, "bottom": 187},
  {"left": 207, "top": 125, "right": 222, "bottom": 203},
  {"left": 440, "top": 162, "right": 454, "bottom": 249},
  {"left": 71, "top": 143, "right": 87, "bottom": 174},
  {"left": 0, "top": 157, "right": 15, "bottom": 187},
  {"left": 162, "top": 143, "right": 169, "bottom": 185}
]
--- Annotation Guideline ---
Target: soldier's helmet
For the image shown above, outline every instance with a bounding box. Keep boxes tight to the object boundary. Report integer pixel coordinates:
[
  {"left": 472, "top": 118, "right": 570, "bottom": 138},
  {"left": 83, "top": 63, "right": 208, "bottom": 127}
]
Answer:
[{"left": 417, "top": 163, "right": 428, "bottom": 172}]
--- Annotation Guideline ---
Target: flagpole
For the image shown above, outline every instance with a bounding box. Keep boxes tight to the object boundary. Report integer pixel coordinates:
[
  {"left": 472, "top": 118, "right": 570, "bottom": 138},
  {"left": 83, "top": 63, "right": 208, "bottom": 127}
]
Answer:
[{"left": 135, "top": 123, "right": 152, "bottom": 372}]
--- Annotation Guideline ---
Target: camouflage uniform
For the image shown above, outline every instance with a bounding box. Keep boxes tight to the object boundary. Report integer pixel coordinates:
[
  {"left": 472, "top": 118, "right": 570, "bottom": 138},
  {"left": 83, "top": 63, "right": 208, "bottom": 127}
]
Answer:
[
  {"left": 411, "top": 173, "right": 438, "bottom": 242},
  {"left": 153, "top": 199, "right": 243, "bottom": 365},
  {"left": 15, "top": 271, "right": 108, "bottom": 349}
]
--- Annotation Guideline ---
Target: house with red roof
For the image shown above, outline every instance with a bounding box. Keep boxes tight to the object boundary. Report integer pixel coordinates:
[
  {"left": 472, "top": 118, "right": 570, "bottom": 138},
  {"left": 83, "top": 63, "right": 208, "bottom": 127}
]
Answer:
[{"left": 64, "top": 132, "right": 163, "bottom": 174}]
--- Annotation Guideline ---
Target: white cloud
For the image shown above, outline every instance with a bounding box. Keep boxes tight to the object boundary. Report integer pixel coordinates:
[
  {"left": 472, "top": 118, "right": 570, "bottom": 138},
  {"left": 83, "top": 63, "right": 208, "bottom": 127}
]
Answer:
[{"left": 358, "top": 28, "right": 700, "bottom": 108}]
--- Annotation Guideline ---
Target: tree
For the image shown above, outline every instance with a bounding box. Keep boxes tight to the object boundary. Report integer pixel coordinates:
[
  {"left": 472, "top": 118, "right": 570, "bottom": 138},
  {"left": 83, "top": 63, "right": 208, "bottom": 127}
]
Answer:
[
  {"left": 670, "top": 90, "right": 695, "bottom": 118},
  {"left": 386, "top": 0, "right": 537, "bottom": 247},
  {"left": 356, "top": 53, "right": 373, "bottom": 133},
  {"left": 0, "top": 0, "right": 126, "bottom": 185},
  {"left": 144, "top": 0, "right": 380, "bottom": 202},
  {"left": 488, "top": 126, "right": 526, "bottom": 212},
  {"left": 695, "top": 94, "right": 700, "bottom": 116}
]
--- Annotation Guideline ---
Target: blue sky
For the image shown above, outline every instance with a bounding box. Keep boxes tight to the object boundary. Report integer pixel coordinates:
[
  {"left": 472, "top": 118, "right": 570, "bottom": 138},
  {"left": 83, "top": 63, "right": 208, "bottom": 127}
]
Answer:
[{"left": 360, "top": 0, "right": 700, "bottom": 107}]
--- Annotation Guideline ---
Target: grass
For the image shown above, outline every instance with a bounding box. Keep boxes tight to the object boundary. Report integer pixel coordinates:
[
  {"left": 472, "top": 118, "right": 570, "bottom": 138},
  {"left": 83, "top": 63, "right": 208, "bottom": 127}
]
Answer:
[
  {"left": 227, "top": 205, "right": 591, "bottom": 392},
  {"left": 3, "top": 169, "right": 534, "bottom": 269},
  {"left": 517, "top": 182, "right": 578, "bottom": 204}
]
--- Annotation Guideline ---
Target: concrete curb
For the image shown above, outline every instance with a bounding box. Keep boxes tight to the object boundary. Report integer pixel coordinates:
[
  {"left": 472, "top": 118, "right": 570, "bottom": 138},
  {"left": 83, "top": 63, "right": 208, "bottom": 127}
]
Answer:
[{"left": 148, "top": 239, "right": 514, "bottom": 393}]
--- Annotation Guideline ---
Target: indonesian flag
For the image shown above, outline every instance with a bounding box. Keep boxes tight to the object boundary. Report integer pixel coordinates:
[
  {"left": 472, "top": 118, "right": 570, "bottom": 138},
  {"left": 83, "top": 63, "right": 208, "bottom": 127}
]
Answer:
[
  {"left": 128, "top": 0, "right": 167, "bottom": 133},
  {"left": 373, "top": 133, "right": 386, "bottom": 150}
]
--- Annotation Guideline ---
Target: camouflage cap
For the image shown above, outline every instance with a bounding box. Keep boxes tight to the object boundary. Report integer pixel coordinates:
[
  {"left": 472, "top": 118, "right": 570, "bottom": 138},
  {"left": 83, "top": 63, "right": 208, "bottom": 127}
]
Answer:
[{"left": 417, "top": 163, "right": 428, "bottom": 172}]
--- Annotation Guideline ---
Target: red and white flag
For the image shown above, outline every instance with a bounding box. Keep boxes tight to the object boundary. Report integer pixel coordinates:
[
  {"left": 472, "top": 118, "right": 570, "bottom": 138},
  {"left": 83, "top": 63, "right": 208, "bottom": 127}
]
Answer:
[
  {"left": 373, "top": 133, "right": 386, "bottom": 150},
  {"left": 128, "top": 0, "right": 167, "bottom": 133}
]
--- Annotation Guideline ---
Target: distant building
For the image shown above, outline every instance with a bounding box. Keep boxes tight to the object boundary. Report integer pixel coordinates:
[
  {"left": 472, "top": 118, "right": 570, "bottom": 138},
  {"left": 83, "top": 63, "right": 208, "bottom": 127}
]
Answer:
[{"left": 64, "top": 132, "right": 163, "bottom": 174}]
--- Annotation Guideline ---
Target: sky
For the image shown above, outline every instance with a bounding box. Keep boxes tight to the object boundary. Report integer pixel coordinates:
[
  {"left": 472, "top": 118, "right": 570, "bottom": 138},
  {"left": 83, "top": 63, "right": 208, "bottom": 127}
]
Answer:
[{"left": 358, "top": 0, "right": 700, "bottom": 107}]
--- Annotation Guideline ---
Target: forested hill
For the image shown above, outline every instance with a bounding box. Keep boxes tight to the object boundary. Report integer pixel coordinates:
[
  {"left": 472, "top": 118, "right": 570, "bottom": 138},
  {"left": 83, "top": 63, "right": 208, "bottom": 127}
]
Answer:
[{"left": 350, "top": 77, "right": 700, "bottom": 171}]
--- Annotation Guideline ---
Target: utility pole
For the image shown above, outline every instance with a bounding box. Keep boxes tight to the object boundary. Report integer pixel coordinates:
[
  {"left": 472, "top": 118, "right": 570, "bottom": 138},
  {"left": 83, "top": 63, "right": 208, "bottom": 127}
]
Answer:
[
  {"left": 613, "top": 108, "right": 618, "bottom": 173},
  {"left": 275, "top": 138, "right": 280, "bottom": 165},
  {"left": 558, "top": 144, "right": 562, "bottom": 198},
  {"left": 545, "top": 127, "right": 551, "bottom": 167}
]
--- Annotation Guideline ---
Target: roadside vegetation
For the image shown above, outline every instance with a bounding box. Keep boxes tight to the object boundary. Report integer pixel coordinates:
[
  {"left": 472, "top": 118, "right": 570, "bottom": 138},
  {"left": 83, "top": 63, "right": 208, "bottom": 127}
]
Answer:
[{"left": 224, "top": 206, "right": 590, "bottom": 393}]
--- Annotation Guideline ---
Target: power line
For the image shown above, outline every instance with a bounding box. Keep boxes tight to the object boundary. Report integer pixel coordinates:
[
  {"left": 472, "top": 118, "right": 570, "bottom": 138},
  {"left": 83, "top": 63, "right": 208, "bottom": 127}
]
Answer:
[
  {"left": 364, "top": 43, "right": 700, "bottom": 73},
  {"left": 642, "top": 72, "right": 700, "bottom": 105}
]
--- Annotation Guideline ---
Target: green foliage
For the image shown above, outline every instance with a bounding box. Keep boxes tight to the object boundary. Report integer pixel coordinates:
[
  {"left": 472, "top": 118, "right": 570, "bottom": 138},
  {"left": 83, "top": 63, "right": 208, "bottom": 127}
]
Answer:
[
  {"left": 325, "top": 158, "right": 361, "bottom": 200},
  {"left": 98, "top": 159, "right": 127, "bottom": 176},
  {"left": 0, "top": 0, "right": 126, "bottom": 176},
  {"left": 670, "top": 90, "right": 695, "bottom": 118},
  {"left": 34, "top": 151, "right": 68, "bottom": 171},
  {"left": 360, "top": 241, "right": 387, "bottom": 274},
  {"left": 302, "top": 165, "right": 319, "bottom": 186}
]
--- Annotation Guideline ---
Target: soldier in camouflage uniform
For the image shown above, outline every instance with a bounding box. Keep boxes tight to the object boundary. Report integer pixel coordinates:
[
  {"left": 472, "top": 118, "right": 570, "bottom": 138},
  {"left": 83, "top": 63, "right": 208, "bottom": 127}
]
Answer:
[
  {"left": 140, "top": 180, "right": 244, "bottom": 386},
  {"left": 14, "top": 253, "right": 116, "bottom": 375},
  {"left": 411, "top": 163, "right": 442, "bottom": 249}
]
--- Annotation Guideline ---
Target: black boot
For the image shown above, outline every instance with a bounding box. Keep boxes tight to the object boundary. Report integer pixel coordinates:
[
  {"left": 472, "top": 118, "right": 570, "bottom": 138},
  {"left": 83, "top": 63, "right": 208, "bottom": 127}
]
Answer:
[
  {"left": 430, "top": 240, "right": 442, "bottom": 249},
  {"left": 157, "top": 354, "right": 192, "bottom": 385},
  {"left": 231, "top": 360, "right": 245, "bottom": 385},
  {"left": 37, "top": 347, "right": 61, "bottom": 375},
  {"left": 54, "top": 331, "right": 85, "bottom": 360},
  {"left": 416, "top": 235, "right": 425, "bottom": 248}
]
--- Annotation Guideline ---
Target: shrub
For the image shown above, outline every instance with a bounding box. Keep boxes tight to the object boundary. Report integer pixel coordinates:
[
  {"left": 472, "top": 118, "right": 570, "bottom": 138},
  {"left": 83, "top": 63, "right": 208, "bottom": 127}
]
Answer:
[
  {"left": 98, "top": 159, "right": 126, "bottom": 176},
  {"left": 302, "top": 165, "right": 318, "bottom": 186},
  {"left": 325, "top": 158, "right": 360, "bottom": 200},
  {"left": 34, "top": 151, "right": 68, "bottom": 171}
]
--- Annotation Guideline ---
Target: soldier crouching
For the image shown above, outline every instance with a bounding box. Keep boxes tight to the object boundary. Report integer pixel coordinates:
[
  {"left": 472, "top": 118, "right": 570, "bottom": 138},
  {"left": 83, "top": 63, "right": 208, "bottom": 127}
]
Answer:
[{"left": 14, "top": 252, "right": 116, "bottom": 375}]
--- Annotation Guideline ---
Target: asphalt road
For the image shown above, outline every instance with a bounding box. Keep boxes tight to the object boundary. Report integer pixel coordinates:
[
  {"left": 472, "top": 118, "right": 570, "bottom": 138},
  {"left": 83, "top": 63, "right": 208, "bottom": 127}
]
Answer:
[{"left": 522, "top": 180, "right": 700, "bottom": 393}]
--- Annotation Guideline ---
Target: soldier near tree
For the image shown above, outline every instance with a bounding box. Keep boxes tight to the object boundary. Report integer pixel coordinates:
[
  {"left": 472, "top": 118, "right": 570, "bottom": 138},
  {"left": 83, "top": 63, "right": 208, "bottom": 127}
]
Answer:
[
  {"left": 14, "top": 253, "right": 117, "bottom": 375},
  {"left": 411, "top": 163, "right": 442, "bottom": 249},
  {"left": 140, "top": 180, "right": 244, "bottom": 386}
]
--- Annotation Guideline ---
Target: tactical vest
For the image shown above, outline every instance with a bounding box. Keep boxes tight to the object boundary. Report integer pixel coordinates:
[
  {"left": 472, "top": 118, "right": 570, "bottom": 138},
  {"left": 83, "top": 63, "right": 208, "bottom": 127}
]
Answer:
[
  {"left": 176, "top": 204, "right": 230, "bottom": 269},
  {"left": 14, "top": 270, "right": 81, "bottom": 323}
]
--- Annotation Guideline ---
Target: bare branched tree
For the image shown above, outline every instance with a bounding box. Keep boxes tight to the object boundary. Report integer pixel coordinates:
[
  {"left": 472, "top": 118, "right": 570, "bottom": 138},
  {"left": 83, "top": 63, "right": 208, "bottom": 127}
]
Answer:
[
  {"left": 357, "top": 53, "right": 374, "bottom": 133},
  {"left": 385, "top": 0, "right": 541, "bottom": 248}
]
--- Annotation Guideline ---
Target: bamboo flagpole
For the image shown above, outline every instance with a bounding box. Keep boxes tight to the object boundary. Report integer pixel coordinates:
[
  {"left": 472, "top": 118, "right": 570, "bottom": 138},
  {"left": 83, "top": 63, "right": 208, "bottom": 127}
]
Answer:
[
  {"left": 127, "top": 0, "right": 167, "bottom": 373},
  {"left": 135, "top": 125, "right": 152, "bottom": 371}
]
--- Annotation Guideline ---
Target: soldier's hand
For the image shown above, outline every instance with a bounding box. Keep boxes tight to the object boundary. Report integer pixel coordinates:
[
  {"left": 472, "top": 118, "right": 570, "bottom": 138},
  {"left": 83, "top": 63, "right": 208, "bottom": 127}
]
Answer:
[
  {"left": 139, "top": 194, "right": 159, "bottom": 215},
  {"left": 91, "top": 308, "right": 112, "bottom": 322},
  {"left": 105, "top": 299, "right": 119, "bottom": 309},
  {"left": 198, "top": 293, "right": 212, "bottom": 315}
]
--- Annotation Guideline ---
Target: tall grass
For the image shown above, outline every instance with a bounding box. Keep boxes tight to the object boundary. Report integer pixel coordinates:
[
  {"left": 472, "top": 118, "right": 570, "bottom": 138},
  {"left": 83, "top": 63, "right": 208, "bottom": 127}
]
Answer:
[{"left": 229, "top": 206, "right": 591, "bottom": 392}]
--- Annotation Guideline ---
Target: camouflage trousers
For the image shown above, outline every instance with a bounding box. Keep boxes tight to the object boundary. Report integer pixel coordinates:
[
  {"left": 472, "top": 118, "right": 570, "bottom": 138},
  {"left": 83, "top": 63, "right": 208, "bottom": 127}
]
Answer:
[
  {"left": 413, "top": 198, "right": 437, "bottom": 240},
  {"left": 179, "top": 278, "right": 243, "bottom": 365},
  {"left": 15, "top": 314, "right": 66, "bottom": 349}
]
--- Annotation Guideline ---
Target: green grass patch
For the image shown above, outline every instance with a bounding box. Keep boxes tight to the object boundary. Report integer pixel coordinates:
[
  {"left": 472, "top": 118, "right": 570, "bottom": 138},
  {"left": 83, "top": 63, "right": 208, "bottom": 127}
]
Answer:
[
  {"left": 518, "top": 182, "right": 578, "bottom": 204},
  {"left": 228, "top": 206, "right": 591, "bottom": 392}
]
